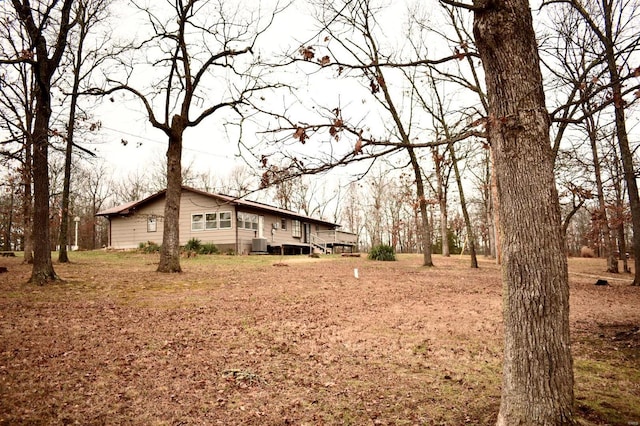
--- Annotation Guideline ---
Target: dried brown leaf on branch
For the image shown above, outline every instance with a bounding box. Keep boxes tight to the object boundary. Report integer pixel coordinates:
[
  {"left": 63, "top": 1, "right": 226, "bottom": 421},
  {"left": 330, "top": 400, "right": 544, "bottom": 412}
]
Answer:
[
  {"left": 319, "top": 56, "right": 331, "bottom": 66},
  {"left": 293, "top": 127, "right": 308, "bottom": 144},
  {"left": 354, "top": 130, "right": 363, "bottom": 154},
  {"left": 299, "top": 46, "right": 315, "bottom": 61}
]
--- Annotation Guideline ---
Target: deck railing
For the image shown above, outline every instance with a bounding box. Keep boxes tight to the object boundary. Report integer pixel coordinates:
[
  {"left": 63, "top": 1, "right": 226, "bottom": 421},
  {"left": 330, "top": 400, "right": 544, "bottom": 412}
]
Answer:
[{"left": 314, "top": 229, "right": 358, "bottom": 245}]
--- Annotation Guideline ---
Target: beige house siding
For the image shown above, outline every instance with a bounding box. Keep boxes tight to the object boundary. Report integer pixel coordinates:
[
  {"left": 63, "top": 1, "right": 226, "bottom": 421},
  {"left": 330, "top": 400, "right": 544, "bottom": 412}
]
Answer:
[
  {"left": 179, "top": 191, "right": 236, "bottom": 247},
  {"left": 109, "top": 198, "right": 165, "bottom": 249}
]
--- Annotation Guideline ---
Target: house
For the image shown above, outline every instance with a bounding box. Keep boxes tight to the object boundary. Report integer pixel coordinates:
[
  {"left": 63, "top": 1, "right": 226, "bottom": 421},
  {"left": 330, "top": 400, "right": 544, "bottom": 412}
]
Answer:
[{"left": 96, "top": 187, "right": 357, "bottom": 255}]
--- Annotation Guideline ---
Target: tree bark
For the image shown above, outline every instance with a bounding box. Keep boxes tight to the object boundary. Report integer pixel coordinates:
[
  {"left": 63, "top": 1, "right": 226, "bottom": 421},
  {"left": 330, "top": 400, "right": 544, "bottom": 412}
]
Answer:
[
  {"left": 472, "top": 0, "right": 575, "bottom": 422},
  {"left": 157, "top": 116, "right": 184, "bottom": 273},
  {"left": 30, "top": 93, "right": 58, "bottom": 284}
]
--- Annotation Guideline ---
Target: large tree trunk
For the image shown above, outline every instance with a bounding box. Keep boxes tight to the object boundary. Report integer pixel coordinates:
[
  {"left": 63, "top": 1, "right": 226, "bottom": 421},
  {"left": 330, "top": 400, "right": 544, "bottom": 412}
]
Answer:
[
  {"left": 157, "top": 118, "right": 184, "bottom": 273},
  {"left": 472, "top": 0, "right": 575, "bottom": 423},
  {"left": 29, "top": 93, "right": 57, "bottom": 284}
]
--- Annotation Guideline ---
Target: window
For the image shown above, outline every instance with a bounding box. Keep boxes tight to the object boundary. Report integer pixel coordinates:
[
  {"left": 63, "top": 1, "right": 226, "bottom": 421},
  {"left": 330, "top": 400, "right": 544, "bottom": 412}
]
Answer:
[
  {"left": 292, "top": 219, "right": 301, "bottom": 238},
  {"left": 219, "top": 211, "right": 232, "bottom": 229},
  {"left": 205, "top": 213, "right": 217, "bottom": 229},
  {"left": 147, "top": 215, "right": 157, "bottom": 232},
  {"left": 280, "top": 218, "right": 287, "bottom": 230},
  {"left": 191, "top": 214, "right": 204, "bottom": 231},
  {"left": 237, "top": 212, "right": 259, "bottom": 230}
]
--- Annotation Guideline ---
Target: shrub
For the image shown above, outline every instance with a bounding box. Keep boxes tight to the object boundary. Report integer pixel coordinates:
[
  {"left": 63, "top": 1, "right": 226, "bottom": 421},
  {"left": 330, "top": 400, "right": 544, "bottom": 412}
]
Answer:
[
  {"left": 199, "top": 243, "right": 219, "bottom": 255},
  {"left": 580, "top": 246, "right": 595, "bottom": 258},
  {"left": 139, "top": 241, "right": 161, "bottom": 253},
  {"left": 184, "top": 238, "right": 202, "bottom": 252},
  {"left": 368, "top": 244, "right": 396, "bottom": 261}
]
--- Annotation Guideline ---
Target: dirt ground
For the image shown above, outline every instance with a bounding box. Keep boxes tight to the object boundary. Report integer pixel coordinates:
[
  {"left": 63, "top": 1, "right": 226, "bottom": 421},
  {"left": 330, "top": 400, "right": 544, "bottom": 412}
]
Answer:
[{"left": 0, "top": 253, "right": 638, "bottom": 425}]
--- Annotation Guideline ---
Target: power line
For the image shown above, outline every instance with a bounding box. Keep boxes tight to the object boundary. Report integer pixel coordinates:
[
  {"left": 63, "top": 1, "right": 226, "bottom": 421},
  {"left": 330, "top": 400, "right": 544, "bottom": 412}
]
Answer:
[{"left": 99, "top": 125, "right": 239, "bottom": 160}]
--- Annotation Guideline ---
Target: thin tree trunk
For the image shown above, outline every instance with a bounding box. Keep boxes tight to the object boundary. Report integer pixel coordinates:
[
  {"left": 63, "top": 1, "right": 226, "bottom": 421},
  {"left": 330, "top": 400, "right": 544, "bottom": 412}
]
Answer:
[
  {"left": 434, "top": 151, "right": 450, "bottom": 257},
  {"left": 472, "top": 0, "right": 575, "bottom": 422},
  {"left": 157, "top": 118, "right": 184, "bottom": 273},
  {"left": 408, "top": 147, "right": 433, "bottom": 267},
  {"left": 586, "top": 113, "right": 617, "bottom": 273},
  {"left": 440, "top": 201, "right": 449, "bottom": 256},
  {"left": 58, "top": 39, "right": 83, "bottom": 263},
  {"left": 58, "top": 119, "right": 75, "bottom": 263},
  {"left": 22, "top": 109, "right": 34, "bottom": 264},
  {"left": 3, "top": 190, "right": 13, "bottom": 251},
  {"left": 449, "top": 143, "right": 478, "bottom": 268}
]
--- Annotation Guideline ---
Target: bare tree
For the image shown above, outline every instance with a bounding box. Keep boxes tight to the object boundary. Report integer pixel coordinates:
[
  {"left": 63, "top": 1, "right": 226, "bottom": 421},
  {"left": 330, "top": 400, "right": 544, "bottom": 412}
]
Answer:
[
  {"left": 58, "top": 0, "right": 112, "bottom": 262},
  {"left": 98, "top": 0, "right": 285, "bottom": 272},
  {"left": 2, "top": 0, "right": 76, "bottom": 284},
  {"left": 0, "top": 9, "right": 37, "bottom": 263},
  {"left": 547, "top": 0, "right": 640, "bottom": 284}
]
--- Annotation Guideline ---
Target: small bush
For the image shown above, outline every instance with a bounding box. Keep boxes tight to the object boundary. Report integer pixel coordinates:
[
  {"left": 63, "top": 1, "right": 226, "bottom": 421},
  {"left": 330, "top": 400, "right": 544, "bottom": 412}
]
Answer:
[
  {"left": 368, "top": 244, "right": 396, "bottom": 261},
  {"left": 199, "top": 243, "right": 219, "bottom": 255},
  {"left": 139, "top": 241, "right": 161, "bottom": 253},
  {"left": 580, "top": 246, "right": 595, "bottom": 258},
  {"left": 184, "top": 238, "right": 202, "bottom": 252}
]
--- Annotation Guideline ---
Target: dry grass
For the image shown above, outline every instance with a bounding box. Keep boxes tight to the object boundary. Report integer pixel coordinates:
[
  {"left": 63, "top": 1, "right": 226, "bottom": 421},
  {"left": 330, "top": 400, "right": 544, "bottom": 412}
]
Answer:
[{"left": 0, "top": 252, "right": 638, "bottom": 425}]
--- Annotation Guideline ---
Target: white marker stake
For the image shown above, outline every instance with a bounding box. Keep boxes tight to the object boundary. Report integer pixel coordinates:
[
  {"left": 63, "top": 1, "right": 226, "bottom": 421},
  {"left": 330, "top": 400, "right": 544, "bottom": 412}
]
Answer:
[{"left": 354, "top": 268, "right": 359, "bottom": 279}]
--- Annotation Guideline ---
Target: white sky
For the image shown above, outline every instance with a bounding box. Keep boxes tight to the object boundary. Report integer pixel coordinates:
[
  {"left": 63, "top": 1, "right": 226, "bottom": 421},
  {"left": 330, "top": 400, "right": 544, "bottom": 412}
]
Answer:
[{"left": 85, "top": 0, "right": 444, "bottom": 186}]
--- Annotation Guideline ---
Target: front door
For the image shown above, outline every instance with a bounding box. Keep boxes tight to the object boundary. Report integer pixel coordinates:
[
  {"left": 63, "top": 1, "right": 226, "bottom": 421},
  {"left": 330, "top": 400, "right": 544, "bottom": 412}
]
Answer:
[{"left": 303, "top": 223, "right": 311, "bottom": 243}]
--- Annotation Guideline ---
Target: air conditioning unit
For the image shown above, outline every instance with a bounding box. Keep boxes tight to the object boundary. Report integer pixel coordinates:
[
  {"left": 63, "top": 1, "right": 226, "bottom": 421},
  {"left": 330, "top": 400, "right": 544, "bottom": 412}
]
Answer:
[{"left": 252, "top": 238, "right": 267, "bottom": 252}]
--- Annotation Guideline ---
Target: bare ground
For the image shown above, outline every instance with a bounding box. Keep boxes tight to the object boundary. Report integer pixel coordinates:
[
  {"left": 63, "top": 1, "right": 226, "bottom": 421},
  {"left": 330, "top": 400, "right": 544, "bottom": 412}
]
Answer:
[{"left": 0, "top": 253, "right": 638, "bottom": 425}]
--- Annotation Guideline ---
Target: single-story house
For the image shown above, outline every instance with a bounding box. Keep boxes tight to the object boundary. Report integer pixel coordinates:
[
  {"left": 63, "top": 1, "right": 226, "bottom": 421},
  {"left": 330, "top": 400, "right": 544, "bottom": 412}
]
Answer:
[{"left": 96, "top": 186, "right": 357, "bottom": 255}]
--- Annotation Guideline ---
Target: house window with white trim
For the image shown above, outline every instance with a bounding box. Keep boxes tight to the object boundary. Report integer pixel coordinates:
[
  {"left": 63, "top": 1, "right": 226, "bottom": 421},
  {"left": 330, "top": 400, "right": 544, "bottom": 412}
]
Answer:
[
  {"left": 147, "top": 215, "right": 157, "bottom": 232},
  {"left": 205, "top": 213, "right": 217, "bottom": 229},
  {"left": 292, "top": 219, "right": 301, "bottom": 238},
  {"left": 281, "top": 218, "right": 287, "bottom": 230},
  {"left": 191, "top": 214, "right": 204, "bottom": 231},
  {"left": 219, "top": 211, "right": 232, "bottom": 229},
  {"left": 237, "top": 212, "right": 259, "bottom": 230}
]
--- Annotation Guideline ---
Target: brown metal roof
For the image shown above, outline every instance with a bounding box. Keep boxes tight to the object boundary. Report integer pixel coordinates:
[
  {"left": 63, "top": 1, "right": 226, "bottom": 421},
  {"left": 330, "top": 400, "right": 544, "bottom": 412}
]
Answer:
[{"left": 96, "top": 186, "right": 341, "bottom": 228}]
